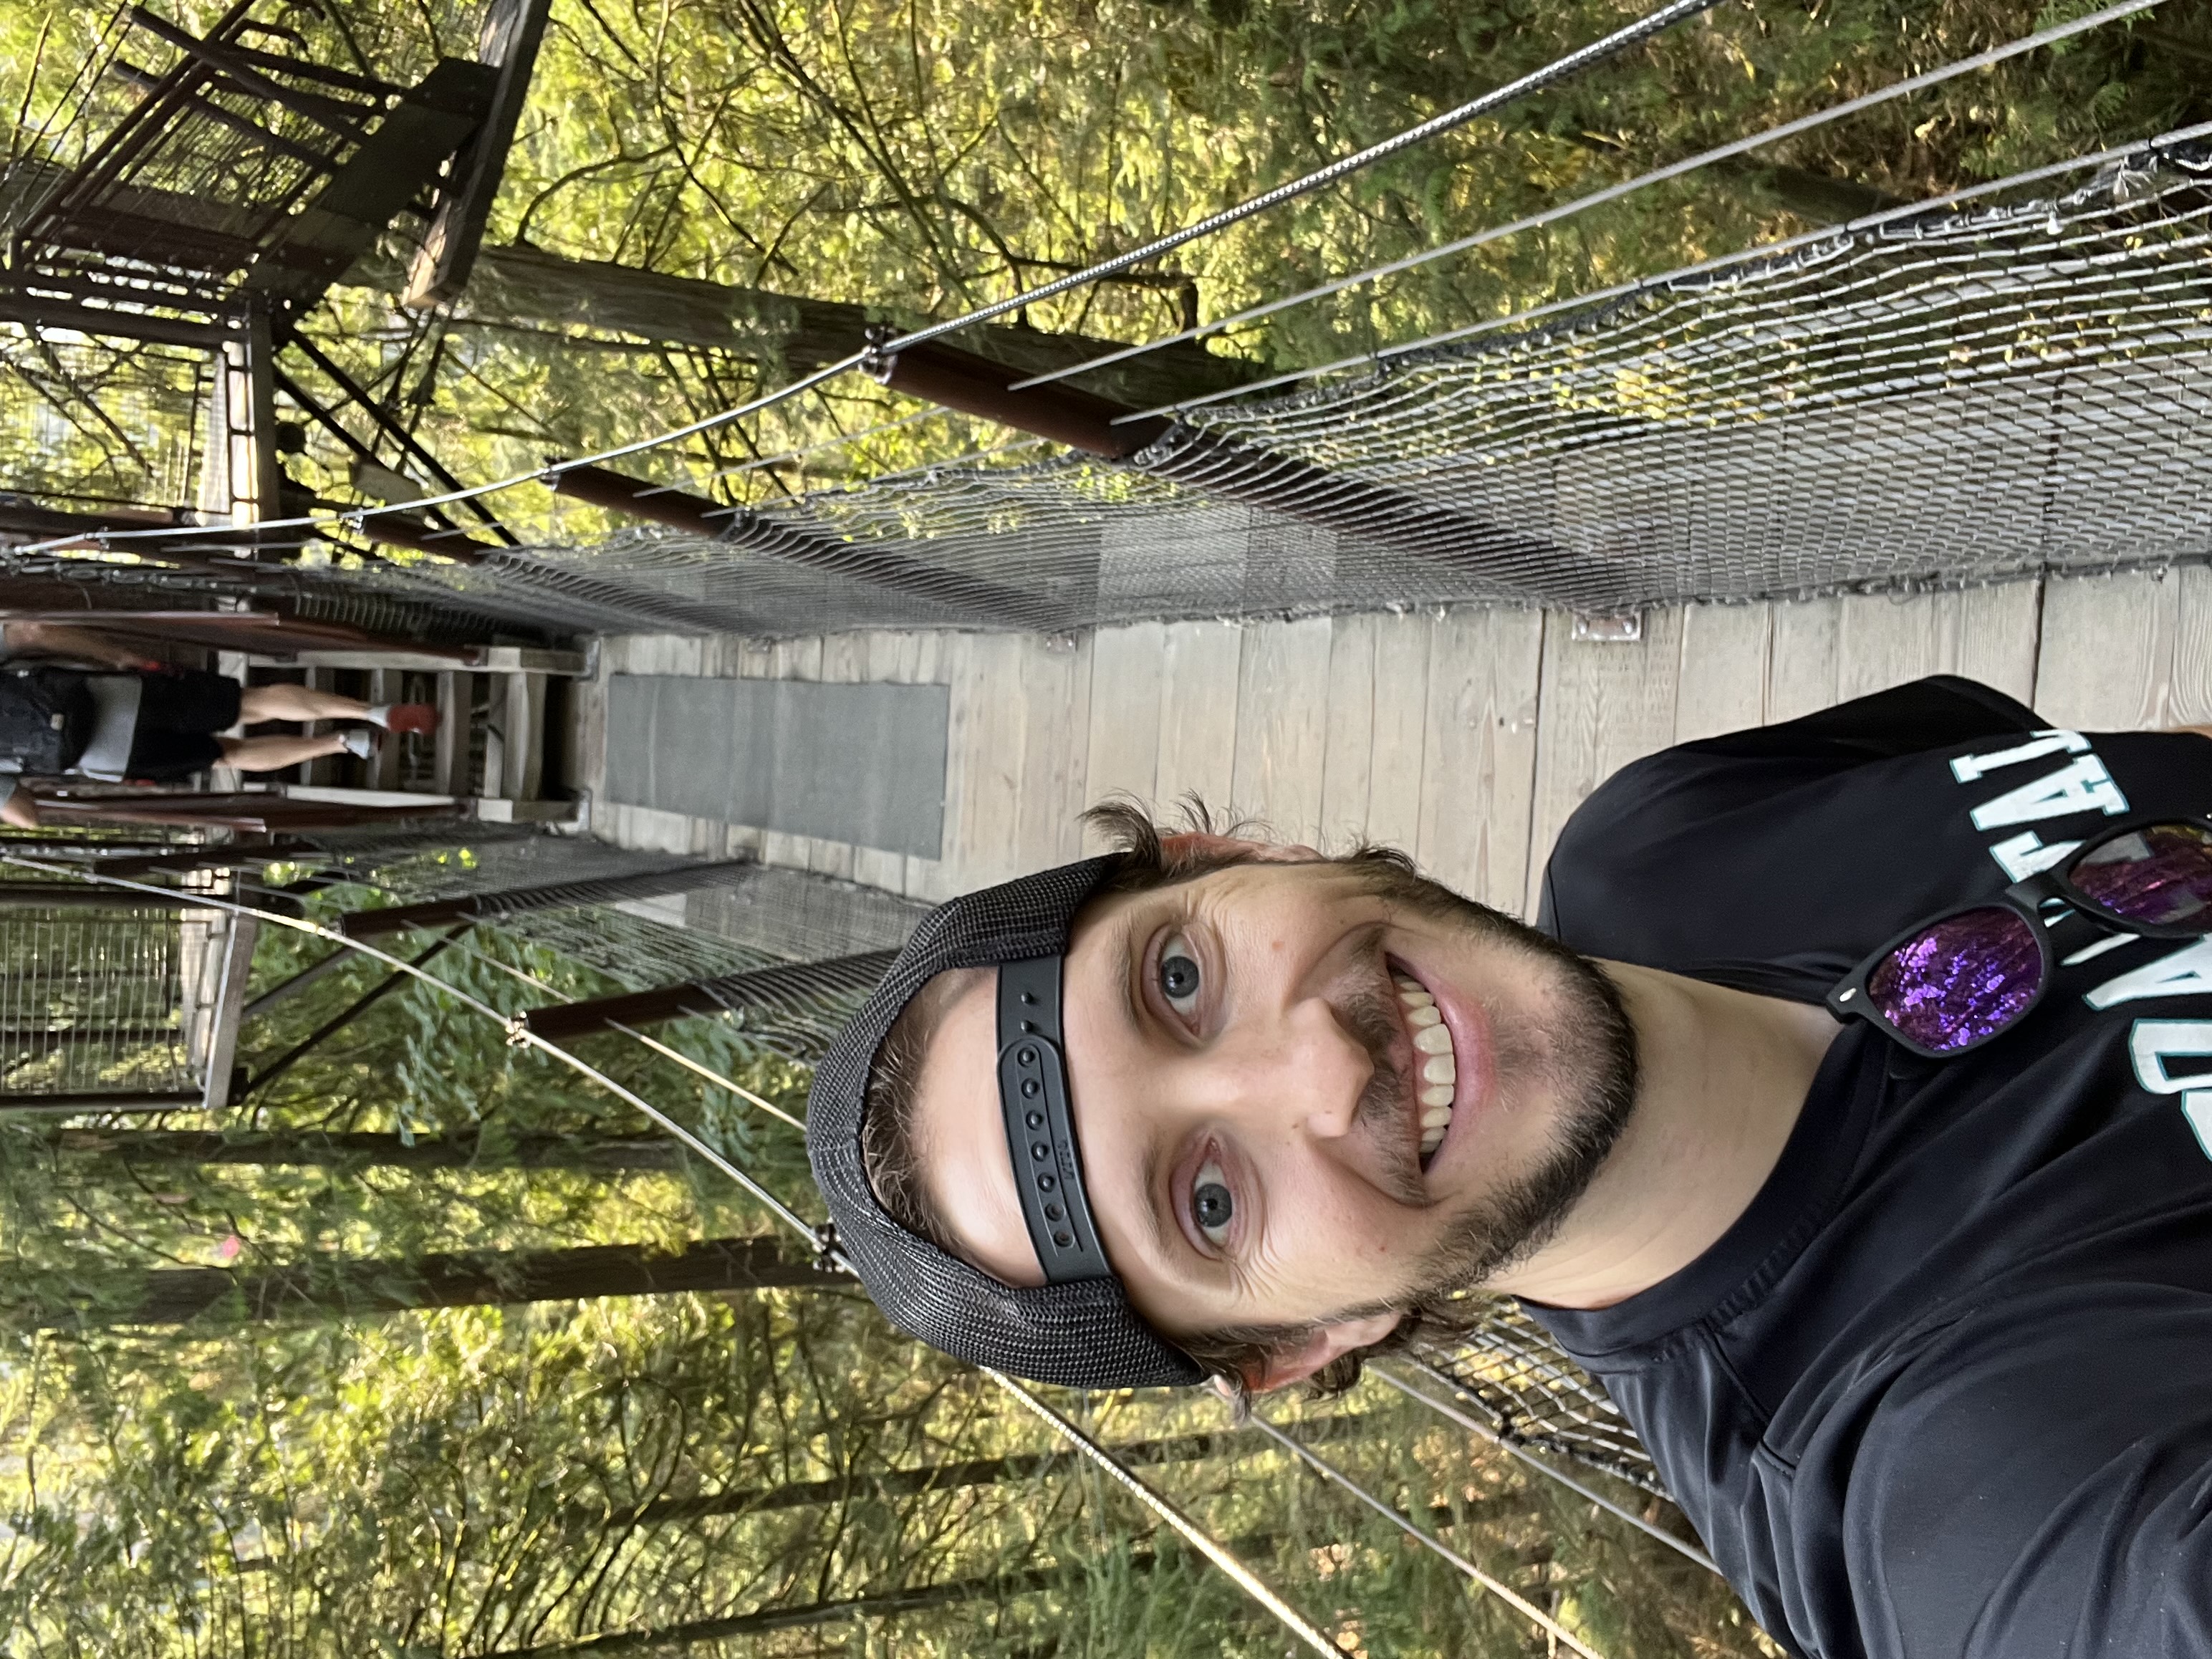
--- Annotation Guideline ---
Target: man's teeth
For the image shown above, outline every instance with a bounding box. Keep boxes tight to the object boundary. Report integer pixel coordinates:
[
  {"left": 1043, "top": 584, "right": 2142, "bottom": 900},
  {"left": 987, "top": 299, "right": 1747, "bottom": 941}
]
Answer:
[{"left": 1394, "top": 973, "right": 1455, "bottom": 1158}]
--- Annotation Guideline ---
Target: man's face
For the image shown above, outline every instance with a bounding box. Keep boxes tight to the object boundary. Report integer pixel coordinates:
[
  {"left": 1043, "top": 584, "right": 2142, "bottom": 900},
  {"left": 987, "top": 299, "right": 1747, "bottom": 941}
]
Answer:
[{"left": 905, "top": 854, "right": 1637, "bottom": 1352}]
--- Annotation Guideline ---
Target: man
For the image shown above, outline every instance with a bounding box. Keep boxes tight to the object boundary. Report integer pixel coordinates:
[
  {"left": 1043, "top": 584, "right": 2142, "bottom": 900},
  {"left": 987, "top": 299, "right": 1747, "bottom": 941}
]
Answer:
[
  {"left": 809, "top": 673, "right": 2212, "bottom": 1657},
  {"left": 0, "top": 620, "right": 437, "bottom": 828}
]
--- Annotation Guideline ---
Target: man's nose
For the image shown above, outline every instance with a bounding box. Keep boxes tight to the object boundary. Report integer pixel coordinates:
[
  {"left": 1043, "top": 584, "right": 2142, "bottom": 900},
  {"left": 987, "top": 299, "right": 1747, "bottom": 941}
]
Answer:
[{"left": 1201, "top": 994, "right": 1374, "bottom": 1140}]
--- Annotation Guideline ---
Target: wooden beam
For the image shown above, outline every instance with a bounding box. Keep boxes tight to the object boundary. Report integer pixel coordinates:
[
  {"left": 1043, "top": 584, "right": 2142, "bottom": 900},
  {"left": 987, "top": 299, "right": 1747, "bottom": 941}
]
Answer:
[
  {"left": 0, "top": 1091, "right": 206, "bottom": 1115},
  {"left": 0, "top": 288, "right": 223, "bottom": 348},
  {"left": 521, "top": 951, "right": 895, "bottom": 1041},
  {"left": 357, "top": 241, "right": 1259, "bottom": 411},
  {"left": 406, "top": 0, "right": 553, "bottom": 304},
  {"left": 246, "top": 58, "right": 495, "bottom": 304},
  {"left": 872, "top": 339, "right": 1563, "bottom": 579},
  {"left": 0, "top": 883, "right": 198, "bottom": 910},
  {"left": 337, "top": 858, "right": 754, "bottom": 938}
]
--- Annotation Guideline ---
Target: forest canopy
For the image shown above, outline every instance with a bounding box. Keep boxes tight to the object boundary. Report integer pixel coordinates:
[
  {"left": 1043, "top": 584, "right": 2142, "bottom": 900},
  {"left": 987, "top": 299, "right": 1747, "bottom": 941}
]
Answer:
[
  {"left": 1, "top": 2, "right": 2207, "bottom": 1651},
  {"left": 4, "top": 0, "right": 2208, "bottom": 523}
]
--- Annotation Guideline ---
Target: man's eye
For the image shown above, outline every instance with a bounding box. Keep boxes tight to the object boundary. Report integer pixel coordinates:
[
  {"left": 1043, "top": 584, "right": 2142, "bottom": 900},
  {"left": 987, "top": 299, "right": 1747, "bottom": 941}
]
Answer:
[
  {"left": 1191, "top": 1159, "right": 1234, "bottom": 1247},
  {"left": 1158, "top": 934, "right": 1202, "bottom": 1015}
]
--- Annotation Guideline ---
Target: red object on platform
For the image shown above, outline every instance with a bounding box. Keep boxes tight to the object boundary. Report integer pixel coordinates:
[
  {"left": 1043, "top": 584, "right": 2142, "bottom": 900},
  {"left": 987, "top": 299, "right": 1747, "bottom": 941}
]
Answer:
[{"left": 384, "top": 703, "right": 441, "bottom": 734}]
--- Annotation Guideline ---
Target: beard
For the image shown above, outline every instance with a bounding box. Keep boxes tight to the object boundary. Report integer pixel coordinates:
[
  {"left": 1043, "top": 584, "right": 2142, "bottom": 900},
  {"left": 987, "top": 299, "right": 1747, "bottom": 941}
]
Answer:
[{"left": 1345, "top": 853, "right": 1640, "bottom": 1303}]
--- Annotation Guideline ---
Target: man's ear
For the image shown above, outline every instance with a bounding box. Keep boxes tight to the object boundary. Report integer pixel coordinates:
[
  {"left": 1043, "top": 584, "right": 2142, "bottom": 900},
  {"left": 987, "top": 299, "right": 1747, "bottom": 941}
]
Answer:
[
  {"left": 1243, "top": 1310, "right": 1402, "bottom": 1394},
  {"left": 1158, "top": 831, "right": 1322, "bottom": 866}
]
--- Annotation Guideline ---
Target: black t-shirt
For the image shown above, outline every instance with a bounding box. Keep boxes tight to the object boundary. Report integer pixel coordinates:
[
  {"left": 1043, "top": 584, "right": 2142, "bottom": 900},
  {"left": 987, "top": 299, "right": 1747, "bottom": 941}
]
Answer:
[{"left": 1532, "top": 675, "right": 2212, "bottom": 1659}]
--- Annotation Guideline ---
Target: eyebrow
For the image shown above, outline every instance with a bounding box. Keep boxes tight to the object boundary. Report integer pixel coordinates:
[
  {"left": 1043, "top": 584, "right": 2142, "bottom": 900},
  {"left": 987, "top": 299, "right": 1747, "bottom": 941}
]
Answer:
[
  {"left": 1138, "top": 1131, "right": 1173, "bottom": 1264},
  {"left": 1115, "top": 910, "right": 1179, "bottom": 1264}
]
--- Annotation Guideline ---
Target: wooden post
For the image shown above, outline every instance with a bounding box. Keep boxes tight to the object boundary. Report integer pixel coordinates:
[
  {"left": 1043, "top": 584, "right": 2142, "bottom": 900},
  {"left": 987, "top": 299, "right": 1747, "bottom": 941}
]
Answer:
[
  {"left": 203, "top": 303, "right": 282, "bottom": 533},
  {"left": 521, "top": 951, "right": 896, "bottom": 1041},
  {"left": 336, "top": 857, "right": 755, "bottom": 938},
  {"left": 405, "top": 0, "right": 554, "bottom": 304}
]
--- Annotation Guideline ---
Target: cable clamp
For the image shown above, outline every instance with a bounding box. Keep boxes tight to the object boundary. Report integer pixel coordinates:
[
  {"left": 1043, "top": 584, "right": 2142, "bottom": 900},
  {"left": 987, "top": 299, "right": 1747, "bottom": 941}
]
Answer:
[
  {"left": 810, "top": 1222, "right": 843, "bottom": 1272},
  {"left": 504, "top": 1013, "right": 531, "bottom": 1047},
  {"left": 859, "top": 324, "right": 898, "bottom": 383}
]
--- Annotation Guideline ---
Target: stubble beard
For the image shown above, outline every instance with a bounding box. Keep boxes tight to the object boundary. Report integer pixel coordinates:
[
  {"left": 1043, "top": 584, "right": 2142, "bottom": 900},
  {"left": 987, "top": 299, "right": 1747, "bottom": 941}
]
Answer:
[{"left": 1350, "top": 858, "right": 1641, "bottom": 1305}]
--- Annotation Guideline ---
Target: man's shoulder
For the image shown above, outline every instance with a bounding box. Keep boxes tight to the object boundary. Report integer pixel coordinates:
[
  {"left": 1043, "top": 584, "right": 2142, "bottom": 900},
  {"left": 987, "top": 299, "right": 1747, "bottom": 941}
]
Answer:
[
  {"left": 1843, "top": 1280, "right": 2212, "bottom": 1658},
  {"left": 1560, "top": 675, "right": 2044, "bottom": 855},
  {"left": 1534, "top": 676, "right": 2047, "bottom": 980}
]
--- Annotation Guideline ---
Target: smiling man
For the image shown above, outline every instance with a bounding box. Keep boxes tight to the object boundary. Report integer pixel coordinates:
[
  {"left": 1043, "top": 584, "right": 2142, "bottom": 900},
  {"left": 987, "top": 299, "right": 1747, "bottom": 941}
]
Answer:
[{"left": 808, "top": 673, "right": 2212, "bottom": 1658}]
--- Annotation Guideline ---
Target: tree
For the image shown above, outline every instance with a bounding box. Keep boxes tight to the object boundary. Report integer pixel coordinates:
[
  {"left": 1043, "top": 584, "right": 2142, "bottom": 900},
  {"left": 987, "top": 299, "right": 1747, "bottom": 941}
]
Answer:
[{"left": 6, "top": 1236, "right": 842, "bottom": 1330}]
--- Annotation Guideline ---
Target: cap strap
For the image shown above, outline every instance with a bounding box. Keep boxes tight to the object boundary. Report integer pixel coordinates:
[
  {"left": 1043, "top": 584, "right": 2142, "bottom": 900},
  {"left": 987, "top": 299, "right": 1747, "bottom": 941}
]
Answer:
[{"left": 997, "top": 955, "right": 1110, "bottom": 1283}]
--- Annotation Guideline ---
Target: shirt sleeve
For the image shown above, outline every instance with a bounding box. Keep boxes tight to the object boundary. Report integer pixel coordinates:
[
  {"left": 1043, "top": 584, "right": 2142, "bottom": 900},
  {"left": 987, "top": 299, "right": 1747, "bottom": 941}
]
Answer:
[{"left": 1849, "top": 1285, "right": 2212, "bottom": 1658}]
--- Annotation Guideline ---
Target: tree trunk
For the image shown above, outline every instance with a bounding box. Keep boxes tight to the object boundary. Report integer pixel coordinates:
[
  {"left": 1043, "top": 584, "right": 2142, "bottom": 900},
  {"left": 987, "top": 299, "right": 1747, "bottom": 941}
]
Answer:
[
  {"left": 10, "top": 1236, "right": 839, "bottom": 1329},
  {"left": 478, "top": 1532, "right": 1292, "bottom": 1659},
  {"left": 612, "top": 1412, "right": 1388, "bottom": 1525},
  {"left": 624, "top": 1430, "right": 1234, "bottom": 1525},
  {"left": 1704, "top": 156, "right": 1900, "bottom": 223},
  {"left": 341, "top": 243, "right": 1255, "bottom": 412},
  {"left": 36, "top": 1127, "right": 683, "bottom": 1173}
]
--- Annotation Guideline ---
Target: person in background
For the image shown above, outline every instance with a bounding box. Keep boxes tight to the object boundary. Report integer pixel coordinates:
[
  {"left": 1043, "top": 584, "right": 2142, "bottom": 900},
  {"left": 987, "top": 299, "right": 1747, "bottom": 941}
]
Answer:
[
  {"left": 808, "top": 674, "right": 2212, "bottom": 1659},
  {"left": 0, "top": 619, "right": 438, "bottom": 829}
]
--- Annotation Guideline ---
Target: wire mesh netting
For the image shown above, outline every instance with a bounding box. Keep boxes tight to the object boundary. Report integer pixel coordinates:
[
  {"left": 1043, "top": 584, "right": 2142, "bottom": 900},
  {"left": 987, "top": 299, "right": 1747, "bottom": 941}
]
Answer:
[
  {"left": 489, "top": 908, "right": 877, "bottom": 1060},
  {"left": 248, "top": 136, "right": 2212, "bottom": 638},
  {"left": 1413, "top": 1309, "right": 1665, "bottom": 1496},
  {"left": 0, "top": 854, "right": 244, "bottom": 1107},
  {"left": 0, "top": 335, "right": 207, "bottom": 515},
  {"left": 302, "top": 828, "right": 723, "bottom": 905},
  {"left": 292, "top": 829, "right": 903, "bottom": 1059},
  {"left": 0, "top": 911, "right": 197, "bottom": 1100}
]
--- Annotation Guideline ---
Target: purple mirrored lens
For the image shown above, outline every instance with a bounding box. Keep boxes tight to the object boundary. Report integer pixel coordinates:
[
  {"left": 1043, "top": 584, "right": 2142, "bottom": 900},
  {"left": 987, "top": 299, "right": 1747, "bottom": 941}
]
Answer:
[
  {"left": 2070, "top": 822, "right": 2212, "bottom": 928},
  {"left": 1866, "top": 906, "right": 2043, "bottom": 1053}
]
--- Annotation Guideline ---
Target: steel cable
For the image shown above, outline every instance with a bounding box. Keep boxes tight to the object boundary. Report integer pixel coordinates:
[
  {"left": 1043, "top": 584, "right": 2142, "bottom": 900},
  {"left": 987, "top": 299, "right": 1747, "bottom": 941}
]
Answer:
[
  {"left": 877, "top": 0, "right": 1731, "bottom": 357},
  {"left": 1015, "top": 0, "right": 2172, "bottom": 400},
  {"left": 9, "top": 0, "right": 1726, "bottom": 556},
  {"left": 1243, "top": 1409, "right": 1608, "bottom": 1658},
  {"left": 1, "top": 853, "right": 1361, "bottom": 1656}
]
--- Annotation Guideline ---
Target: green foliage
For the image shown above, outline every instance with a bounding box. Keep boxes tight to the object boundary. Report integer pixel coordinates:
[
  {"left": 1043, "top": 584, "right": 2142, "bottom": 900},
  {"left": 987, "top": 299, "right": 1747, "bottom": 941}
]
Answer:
[
  {"left": 14, "top": 0, "right": 2203, "bottom": 528},
  {"left": 0, "top": 905, "right": 1769, "bottom": 1657}
]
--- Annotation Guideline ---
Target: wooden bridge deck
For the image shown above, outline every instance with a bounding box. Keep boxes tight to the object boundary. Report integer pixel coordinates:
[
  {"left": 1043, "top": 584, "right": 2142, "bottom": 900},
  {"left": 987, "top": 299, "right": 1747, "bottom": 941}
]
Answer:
[{"left": 573, "top": 568, "right": 2208, "bottom": 922}]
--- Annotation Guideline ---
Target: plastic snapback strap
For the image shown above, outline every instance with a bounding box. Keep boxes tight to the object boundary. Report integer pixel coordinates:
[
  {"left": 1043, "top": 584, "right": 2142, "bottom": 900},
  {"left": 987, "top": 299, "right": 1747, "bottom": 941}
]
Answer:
[{"left": 997, "top": 954, "right": 1110, "bottom": 1282}]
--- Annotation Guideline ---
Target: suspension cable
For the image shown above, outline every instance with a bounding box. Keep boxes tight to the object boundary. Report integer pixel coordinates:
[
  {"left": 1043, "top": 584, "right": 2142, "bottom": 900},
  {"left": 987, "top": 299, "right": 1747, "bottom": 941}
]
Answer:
[
  {"left": 0, "top": 852, "right": 826, "bottom": 1243},
  {"left": 12, "top": 0, "right": 2165, "bottom": 556},
  {"left": 1243, "top": 1409, "right": 1607, "bottom": 1658},
  {"left": 2, "top": 853, "right": 1359, "bottom": 1656},
  {"left": 1372, "top": 1364, "right": 1722, "bottom": 1575},
  {"left": 1132, "top": 110, "right": 2212, "bottom": 424},
  {"left": 9, "top": 0, "right": 1724, "bottom": 557},
  {"left": 986, "top": 1373, "right": 1345, "bottom": 1658},
  {"left": 1010, "top": 0, "right": 2170, "bottom": 399},
  {"left": 607, "top": 1019, "right": 806, "bottom": 1131},
  {"left": 433, "top": 935, "right": 809, "bottom": 1131},
  {"left": 665, "top": 105, "right": 2212, "bottom": 496},
  {"left": 6, "top": 352, "right": 867, "bottom": 554},
  {"left": 876, "top": 0, "right": 1728, "bottom": 358}
]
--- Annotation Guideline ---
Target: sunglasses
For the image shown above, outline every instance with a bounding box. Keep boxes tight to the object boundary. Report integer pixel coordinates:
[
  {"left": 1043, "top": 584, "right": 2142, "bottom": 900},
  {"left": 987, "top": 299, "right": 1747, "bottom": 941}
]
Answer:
[{"left": 1827, "top": 816, "right": 2212, "bottom": 1059}]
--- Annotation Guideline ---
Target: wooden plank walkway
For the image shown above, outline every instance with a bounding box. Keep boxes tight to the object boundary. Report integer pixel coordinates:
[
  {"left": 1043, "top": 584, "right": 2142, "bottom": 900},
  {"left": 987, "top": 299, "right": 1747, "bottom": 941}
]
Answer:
[{"left": 575, "top": 568, "right": 2212, "bottom": 921}]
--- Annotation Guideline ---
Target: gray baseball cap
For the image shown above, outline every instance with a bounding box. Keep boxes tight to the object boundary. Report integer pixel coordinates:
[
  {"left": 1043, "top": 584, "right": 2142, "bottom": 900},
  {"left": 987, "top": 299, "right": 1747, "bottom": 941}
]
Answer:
[{"left": 805, "top": 857, "right": 1207, "bottom": 1389}]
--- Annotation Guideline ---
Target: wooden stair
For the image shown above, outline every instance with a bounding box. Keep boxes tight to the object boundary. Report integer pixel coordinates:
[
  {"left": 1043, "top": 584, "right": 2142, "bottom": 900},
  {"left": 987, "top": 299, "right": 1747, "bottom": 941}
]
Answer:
[{"left": 225, "top": 643, "right": 592, "bottom": 825}]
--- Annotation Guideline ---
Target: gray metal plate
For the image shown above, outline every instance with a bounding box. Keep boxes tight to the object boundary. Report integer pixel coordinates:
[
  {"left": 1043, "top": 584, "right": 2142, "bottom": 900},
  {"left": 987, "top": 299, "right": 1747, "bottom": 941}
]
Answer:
[{"left": 604, "top": 675, "right": 949, "bottom": 858}]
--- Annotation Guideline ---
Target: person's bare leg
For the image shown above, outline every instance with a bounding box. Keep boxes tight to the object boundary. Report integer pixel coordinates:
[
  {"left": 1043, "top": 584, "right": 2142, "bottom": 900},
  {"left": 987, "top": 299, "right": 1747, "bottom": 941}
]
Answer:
[
  {"left": 218, "top": 733, "right": 350, "bottom": 773},
  {"left": 237, "top": 683, "right": 371, "bottom": 723}
]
